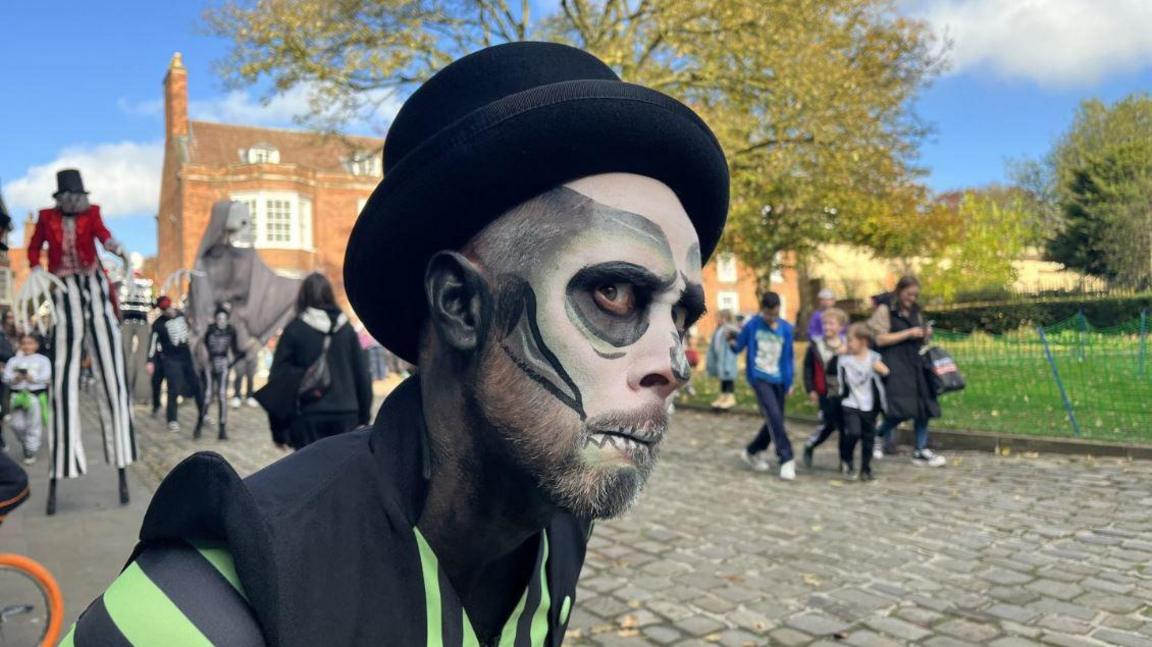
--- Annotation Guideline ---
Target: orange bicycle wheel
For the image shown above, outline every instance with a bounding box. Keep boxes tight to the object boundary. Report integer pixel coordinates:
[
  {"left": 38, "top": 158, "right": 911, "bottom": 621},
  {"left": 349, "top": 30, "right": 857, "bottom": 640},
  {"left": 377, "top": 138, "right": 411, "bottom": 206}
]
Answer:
[{"left": 0, "top": 553, "right": 63, "bottom": 647}]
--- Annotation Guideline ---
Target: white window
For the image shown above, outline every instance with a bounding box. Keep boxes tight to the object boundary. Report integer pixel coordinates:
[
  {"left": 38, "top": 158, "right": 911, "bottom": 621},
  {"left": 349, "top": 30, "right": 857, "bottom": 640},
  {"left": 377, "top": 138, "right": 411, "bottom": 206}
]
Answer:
[
  {"left": 245, "top": 145, "right": 280, "bottom": 164},
  {"left": 230, "top": 191, "right": 312, "bottom": 249},
  {"left": 717, "top": 291, "right": 739, "bottom": 314},
  {"left": 716, "top": 253, "right": 738, "bottom": 283},
  {"left": 349, "top": 153, "right": 381, "bottom": 177},
  {"left": 299, "top": 197, "right": 313, "bottom": 250}
]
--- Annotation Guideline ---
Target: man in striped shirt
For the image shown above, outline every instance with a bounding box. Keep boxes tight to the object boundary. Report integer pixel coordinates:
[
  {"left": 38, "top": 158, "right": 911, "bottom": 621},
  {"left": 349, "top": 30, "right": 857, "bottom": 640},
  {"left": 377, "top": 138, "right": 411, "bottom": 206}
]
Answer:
[{"left": 67, "top": 41, "right": 728, "bottom": 646}]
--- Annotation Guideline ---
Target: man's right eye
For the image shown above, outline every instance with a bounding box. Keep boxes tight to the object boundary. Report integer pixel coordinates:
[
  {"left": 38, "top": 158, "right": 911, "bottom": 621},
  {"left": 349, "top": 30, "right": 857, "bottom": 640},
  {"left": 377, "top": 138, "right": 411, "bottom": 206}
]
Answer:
[{"left": 593, "top": 283, "right": 637, "bottom": 317}]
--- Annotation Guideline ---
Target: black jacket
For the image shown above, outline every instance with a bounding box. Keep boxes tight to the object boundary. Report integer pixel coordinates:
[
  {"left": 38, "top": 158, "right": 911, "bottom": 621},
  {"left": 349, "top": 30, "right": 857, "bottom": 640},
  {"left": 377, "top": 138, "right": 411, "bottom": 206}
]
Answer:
[
  {"left": 874, "top": 293, "right": 939, "bottom": 420},
  {"left": 269, "top": 307, "right": 372, "bottom": 424},
  {"left": 130, "top": 378, "right": 590, "bottom": 646}
]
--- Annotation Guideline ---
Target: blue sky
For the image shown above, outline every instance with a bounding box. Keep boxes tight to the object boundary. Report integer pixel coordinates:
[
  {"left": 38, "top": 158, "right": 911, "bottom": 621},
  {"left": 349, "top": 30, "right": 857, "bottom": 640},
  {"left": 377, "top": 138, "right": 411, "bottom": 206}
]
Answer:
[{"left": 1, "top": 0, "right": 1149, "bottom": 256}]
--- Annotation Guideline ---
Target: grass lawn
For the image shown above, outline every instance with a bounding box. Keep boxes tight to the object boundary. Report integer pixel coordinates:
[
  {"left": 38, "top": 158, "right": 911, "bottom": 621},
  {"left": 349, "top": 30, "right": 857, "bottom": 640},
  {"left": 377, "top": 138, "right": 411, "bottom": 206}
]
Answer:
[{"left": 683, "top": 327, "right": 1152, "bottom": 445}]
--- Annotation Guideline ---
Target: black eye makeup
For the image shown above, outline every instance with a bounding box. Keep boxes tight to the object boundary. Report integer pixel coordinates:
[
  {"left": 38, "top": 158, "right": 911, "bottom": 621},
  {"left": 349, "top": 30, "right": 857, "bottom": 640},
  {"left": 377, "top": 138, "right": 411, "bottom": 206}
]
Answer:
[
  {"left": 567, "top": 262, "right": 674, "bottom": 347},
  {"left": 676, "top": 282, "right": 707, "bottom": 332}
]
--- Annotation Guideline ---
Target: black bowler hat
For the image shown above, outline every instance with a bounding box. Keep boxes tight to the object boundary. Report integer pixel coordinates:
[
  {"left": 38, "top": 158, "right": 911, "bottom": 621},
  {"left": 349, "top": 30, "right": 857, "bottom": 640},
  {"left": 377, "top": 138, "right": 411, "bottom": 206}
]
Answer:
[
  {"left": 344, "top": 41, "right": 730, "bottom": 362},
  {"left": 54, "top": 169, "right": 88, "bottom": 196}
]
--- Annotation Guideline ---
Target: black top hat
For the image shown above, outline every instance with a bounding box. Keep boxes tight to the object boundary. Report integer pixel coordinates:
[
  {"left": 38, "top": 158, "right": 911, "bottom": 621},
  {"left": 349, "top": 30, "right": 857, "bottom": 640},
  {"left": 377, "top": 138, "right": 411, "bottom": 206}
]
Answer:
[
  {"left": 344, "top": 41, "right": 730, "bottom": 362},
  {"left": 54, "top": 169, "right": 88, "bottom": 196}
]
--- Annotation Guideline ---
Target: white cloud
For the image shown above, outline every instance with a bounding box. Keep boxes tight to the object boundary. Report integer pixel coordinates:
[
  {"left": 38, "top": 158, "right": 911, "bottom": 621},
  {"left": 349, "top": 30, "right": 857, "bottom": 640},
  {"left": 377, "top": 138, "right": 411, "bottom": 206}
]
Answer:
[
  {"left": 119, "top": 83, "right": 403, "bottom": 134},
  {"left": 5, "top": 140, "right": 163, "bottom": 220},
  {"left": 911, "top": 0, "right": 1152, "bottom": 85},
  {"left": 188, "top": 85, "right": 316, "bottom": 126}
]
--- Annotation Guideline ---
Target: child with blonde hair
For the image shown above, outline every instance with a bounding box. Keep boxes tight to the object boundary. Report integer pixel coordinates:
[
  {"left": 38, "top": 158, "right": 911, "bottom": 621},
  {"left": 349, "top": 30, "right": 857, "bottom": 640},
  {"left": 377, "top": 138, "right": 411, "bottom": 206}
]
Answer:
[{"left": 837, "top": 323, "right": 889, "bottom": 481}]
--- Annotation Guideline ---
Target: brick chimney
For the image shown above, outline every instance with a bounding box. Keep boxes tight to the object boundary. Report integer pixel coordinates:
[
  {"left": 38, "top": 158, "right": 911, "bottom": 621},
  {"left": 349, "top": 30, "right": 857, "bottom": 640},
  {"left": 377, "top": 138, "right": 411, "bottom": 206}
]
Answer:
[{"left": 164, "top": 52, "right": 188, "bottom": 139}]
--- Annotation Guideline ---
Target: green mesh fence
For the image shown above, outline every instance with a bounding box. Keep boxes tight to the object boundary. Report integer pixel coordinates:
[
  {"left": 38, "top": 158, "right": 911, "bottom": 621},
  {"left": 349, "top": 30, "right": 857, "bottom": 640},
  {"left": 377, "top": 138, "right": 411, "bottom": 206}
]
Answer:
[
  {"left": 930, "top": 311, "right": 1152, "bottom": 442},
  {"left": 686, "top": 309, "right": 1152, "bottom": 443}
]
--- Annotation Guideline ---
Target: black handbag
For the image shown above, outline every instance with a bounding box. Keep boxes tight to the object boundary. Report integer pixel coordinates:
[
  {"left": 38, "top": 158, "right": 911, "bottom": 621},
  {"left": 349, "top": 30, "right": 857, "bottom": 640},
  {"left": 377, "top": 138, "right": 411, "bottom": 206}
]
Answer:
[
  {"left": 922, "top": 345, "right": 965, "bottom": 395},
  {"left": 297, "top": 331, "right": 334, "bottom": 405}
]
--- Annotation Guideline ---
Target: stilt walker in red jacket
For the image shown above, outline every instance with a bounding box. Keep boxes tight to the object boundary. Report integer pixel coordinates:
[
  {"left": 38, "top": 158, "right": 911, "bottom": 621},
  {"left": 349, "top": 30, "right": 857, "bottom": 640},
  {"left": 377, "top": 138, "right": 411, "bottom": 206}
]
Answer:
[{"left": 27, "top": 169, "right": 135, "bottom": 514}]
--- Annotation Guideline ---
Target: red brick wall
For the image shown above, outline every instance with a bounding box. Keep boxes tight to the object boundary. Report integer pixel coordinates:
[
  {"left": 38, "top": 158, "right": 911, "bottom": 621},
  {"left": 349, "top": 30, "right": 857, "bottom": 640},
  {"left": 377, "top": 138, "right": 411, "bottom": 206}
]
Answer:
[{"left": 161, "top": 166, "right": 375, "bottom": 316}]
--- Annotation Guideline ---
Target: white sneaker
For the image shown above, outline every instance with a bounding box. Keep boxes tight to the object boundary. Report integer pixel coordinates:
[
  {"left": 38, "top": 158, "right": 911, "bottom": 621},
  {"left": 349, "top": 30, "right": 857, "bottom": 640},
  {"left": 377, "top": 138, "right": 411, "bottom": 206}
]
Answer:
[
  {"left": 168, "top": 421, "right": 181, "bottom": 433},
  {"left": 245, "top": 397, "right": 259, "bottom": 408},
  {"left": 229, "top": 397, "right": 242, "bottom": 409},
  {"left": 779, "top": 460, "right": 796, "bottom": 481},
  {"left": 741, "top": 450, "right": 771, "bottom": 472},
  {"left": 912, "top": 448, "right": 946, "bottom": 467},
  {"left": 22, "top": 454, "right": 36, "bottom": 465},
  {"left": 873, "top": 447, "right": 884, "bottom": 460}
]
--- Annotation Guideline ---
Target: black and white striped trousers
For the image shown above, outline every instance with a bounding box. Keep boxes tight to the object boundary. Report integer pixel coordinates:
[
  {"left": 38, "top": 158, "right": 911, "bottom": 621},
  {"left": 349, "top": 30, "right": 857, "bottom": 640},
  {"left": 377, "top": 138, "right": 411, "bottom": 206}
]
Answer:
[{"left": 51, "top": 271, "right": 136, "bottom": 478}]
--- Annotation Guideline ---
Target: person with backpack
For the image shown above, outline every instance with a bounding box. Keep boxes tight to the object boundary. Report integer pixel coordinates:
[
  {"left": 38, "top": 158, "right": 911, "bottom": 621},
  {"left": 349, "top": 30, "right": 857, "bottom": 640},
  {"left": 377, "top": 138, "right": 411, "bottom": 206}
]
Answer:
[
  {"left": 267, "top": 273, "right": 372, "bottom": 450},
  {"left": 801, "top": 307, "right": 848, "bottom": 469}
]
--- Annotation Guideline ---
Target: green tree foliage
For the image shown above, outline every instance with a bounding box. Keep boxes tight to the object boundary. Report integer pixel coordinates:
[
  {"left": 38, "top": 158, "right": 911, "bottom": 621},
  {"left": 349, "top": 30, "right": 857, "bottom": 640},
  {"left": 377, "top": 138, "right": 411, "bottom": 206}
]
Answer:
[
  {"left": 205, "top": 0, "right": 944, "bottom": 284},
  {"left": 1030, "top": 94, "right": 1152, "bottom": 287},
  {"left": 918, "top": 191, "right": 1033, "bottom": 303}
]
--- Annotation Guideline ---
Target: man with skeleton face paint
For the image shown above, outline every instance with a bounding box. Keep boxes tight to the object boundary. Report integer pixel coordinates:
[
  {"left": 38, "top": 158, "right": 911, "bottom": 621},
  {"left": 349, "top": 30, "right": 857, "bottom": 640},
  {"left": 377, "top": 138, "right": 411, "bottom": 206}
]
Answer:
[{"left": 68, "top": 43, "right": 728, "bottom": 646}]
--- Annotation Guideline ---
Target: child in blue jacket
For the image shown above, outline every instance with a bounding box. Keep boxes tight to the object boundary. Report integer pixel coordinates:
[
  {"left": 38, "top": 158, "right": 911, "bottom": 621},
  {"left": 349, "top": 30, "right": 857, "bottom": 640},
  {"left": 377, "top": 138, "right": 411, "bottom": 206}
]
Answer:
[{"left": 731, "top": 292, "right": 796, "bottom": 480}]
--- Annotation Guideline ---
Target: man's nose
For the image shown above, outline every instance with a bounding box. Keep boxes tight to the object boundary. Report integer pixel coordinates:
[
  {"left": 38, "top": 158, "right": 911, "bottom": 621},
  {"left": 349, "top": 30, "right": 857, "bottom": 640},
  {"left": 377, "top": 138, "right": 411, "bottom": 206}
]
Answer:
[{"left": 627, "top": 329, "right": 687, "bottom": 400}]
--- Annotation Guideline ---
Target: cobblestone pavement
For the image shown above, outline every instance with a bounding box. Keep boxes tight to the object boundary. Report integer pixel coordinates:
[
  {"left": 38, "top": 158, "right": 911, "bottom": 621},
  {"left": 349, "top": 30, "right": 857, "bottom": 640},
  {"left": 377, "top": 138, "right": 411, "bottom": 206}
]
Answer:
[
  {"left": 127, "top": 400, "right": 1152, "bottom": 647},
  {"left": 567, "top": 410, "right": 1152, "bottom": 647}
]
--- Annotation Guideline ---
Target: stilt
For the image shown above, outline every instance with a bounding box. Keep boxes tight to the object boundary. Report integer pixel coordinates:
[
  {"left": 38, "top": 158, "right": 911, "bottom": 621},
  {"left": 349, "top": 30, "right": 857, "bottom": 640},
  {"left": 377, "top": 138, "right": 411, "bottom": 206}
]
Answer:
[
  {"left": 218, "top": 423, "right": 228, "bottom": 441},
  {"left": 46, "top": 477, "right": 57, "bottom": 516},
  {"left": 118, "top": 467, "right": 130, "bottom": 505}
]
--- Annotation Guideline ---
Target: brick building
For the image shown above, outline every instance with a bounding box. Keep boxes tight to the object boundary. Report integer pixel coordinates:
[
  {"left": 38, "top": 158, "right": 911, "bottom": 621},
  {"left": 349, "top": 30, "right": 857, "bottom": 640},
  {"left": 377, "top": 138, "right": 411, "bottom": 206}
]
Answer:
[{"left": 156, "top": 53, "right": 384, "bottom": 313}]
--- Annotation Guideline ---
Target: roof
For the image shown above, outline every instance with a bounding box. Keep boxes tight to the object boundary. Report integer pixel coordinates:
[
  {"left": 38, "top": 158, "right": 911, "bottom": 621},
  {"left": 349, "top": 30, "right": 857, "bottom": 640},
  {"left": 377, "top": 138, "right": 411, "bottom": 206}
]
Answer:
[{"left": 186, "top": 121, "right": 385, "bottom": 175}]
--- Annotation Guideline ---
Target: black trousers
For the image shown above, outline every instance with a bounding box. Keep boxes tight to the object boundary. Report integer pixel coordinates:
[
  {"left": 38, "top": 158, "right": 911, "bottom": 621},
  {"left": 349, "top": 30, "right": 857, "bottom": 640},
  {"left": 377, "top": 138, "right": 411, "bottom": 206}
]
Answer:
[
  {"left": 841, "top": 406, "right": 879, "bottom": 472},
  {"left": 806, "top": 395, "right": 845, "bottom": 453},
  {"left": 164, "top": 359, "right": 205, "bottom": 424},
  {"left": 720, "top": 379, "right": 735, "bottom": 394},
  {"left": 290, "top": 413, "right": 360, "bottom": 450}
]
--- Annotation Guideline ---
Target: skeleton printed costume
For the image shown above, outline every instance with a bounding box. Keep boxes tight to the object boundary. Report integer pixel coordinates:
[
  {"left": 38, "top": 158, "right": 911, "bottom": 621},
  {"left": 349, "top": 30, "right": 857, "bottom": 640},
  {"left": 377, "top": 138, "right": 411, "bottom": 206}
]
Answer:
[
  {"left": 149, "top": 306, "right": 205, "bottom": 436},
  {"left": 203, "top": 307, "right": 242, "bottom": 439},
  {"left": 28, "top": 170, "right": 135, "bottom": 508}
]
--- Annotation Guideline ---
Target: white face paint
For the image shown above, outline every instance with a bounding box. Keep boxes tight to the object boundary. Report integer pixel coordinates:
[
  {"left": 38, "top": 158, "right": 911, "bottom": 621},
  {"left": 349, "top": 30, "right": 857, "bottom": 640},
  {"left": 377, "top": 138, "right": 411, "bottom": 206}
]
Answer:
[
  {"left": 467, "top": 173, "right": 704, "bottom": 519},
  {"left": 215, "top": 312, "right": 229, "bottom": 328},
  {"left": 56, "top": 192, "right": 90, "bottom": 214}
]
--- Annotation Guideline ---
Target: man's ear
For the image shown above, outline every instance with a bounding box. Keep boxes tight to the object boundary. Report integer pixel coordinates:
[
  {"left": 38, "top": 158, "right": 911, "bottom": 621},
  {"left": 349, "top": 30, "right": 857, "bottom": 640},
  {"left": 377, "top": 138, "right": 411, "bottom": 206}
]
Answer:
[{"left": 424, "top": 251, "right": 491, "bottom": 352}]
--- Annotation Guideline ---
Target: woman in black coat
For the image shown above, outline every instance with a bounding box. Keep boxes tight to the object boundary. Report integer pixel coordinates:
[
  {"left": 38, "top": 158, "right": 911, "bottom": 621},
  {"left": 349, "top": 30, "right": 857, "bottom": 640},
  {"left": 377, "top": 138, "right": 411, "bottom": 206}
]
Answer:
[
  {"left": 868, "top": 276, "right": 946, "bottom": 467},
  {"left": 269, "top": 273, "right": 372, "bottom": 450}
]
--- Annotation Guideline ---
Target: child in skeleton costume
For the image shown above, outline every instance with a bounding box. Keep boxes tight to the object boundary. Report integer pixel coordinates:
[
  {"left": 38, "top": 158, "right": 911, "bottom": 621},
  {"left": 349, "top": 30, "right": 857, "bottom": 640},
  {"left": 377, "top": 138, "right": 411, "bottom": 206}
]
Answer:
[
  {"left": 28, "top": 169, "right": 135, "bottom": 503},
  {"left": 68, "top": 43, "right": 729, "bottom": 646},
  {"left": 202, "top": 305, "right": 243, "bottom": 440},
  {"left": 2, "top": 334, "right": 52, "bottom": 464},
  {"left": 148, "top": 299, "right": 206, "bottom": 437}
]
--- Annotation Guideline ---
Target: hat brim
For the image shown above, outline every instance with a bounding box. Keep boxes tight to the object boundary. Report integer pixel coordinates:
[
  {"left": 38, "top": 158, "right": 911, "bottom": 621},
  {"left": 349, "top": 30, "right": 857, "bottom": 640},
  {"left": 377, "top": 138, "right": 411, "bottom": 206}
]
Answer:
[{"left": 344, "top": 79, "right": 729, "bottom": 362}]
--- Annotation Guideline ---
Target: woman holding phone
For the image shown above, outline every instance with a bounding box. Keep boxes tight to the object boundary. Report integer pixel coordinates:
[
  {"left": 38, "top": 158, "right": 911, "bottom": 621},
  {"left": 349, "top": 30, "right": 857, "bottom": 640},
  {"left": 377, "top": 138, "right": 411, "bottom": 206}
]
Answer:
[{"left": 867, "top": 276, "right": 946, "bottom": 467}]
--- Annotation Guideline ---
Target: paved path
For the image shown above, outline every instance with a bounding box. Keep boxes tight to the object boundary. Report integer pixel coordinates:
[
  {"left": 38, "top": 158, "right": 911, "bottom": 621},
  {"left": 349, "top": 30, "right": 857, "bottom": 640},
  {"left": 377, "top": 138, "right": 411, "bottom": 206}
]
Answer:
[
  {"left": 567, "top": 410, "right": 1152, "bottom": 647},
  {"left": 5, "top": 394, "right": 1151, "bottom": 646}
]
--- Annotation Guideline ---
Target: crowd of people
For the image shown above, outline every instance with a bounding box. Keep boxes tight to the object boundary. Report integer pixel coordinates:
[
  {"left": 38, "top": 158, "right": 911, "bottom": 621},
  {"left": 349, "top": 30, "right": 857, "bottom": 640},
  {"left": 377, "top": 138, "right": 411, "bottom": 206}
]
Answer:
[{"left": 708, "top": 276, "right": 947, "bottom": 482}]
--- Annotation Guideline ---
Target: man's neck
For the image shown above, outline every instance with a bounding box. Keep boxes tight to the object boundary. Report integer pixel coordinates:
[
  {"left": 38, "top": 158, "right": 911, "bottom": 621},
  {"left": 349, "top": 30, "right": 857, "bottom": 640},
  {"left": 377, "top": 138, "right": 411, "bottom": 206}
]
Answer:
[{"left": 416, "top": 365, "right": 554, "bottom": 635}]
